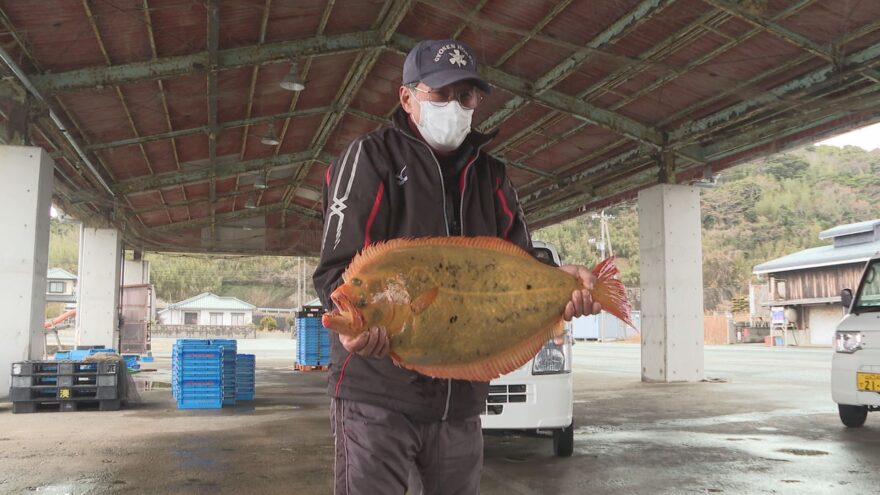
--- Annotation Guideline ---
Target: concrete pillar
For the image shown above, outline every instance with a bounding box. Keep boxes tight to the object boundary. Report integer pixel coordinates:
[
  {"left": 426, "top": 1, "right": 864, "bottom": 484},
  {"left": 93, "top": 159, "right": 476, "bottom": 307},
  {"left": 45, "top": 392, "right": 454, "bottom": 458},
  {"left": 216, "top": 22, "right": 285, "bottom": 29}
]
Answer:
[
  {"left": 0, "top": 146, "right": 52, "bottom": 397},
  {"left": 76, "top": 227, "right": 122, "bottom": 349},
  {"left": 638, "top": 184, "right": 704, "bottom": 382},
  {"left": 123, "top": 259, "right": 150, "bottom": 285}
]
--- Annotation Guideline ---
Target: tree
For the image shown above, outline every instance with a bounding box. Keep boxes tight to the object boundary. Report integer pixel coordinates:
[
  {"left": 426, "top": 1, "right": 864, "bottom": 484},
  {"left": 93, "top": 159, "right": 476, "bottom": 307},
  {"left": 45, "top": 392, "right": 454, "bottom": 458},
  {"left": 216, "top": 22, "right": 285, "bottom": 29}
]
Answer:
[{"left": 260, "top": 316, "right": 278, "bottom": 331}]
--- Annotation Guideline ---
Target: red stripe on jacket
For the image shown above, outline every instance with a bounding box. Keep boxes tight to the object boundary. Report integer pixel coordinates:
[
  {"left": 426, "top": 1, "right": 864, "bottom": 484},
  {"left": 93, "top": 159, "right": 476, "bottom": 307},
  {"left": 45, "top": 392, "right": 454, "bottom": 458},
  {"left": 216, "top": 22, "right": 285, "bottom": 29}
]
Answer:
[
  {"left": 335, "top": 353, "right": 354, "bottom": 396},
  {"left": 496, "top": 177, "right": 514, "bottom": 239},
  {"left": 363, "top": 182, "right": 385, "bottom": 247}
]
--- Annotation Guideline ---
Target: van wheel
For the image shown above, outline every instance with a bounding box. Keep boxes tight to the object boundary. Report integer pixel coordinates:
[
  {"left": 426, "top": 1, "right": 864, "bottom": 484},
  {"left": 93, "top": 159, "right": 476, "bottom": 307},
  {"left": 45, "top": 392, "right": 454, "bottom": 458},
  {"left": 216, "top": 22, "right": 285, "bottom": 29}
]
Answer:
[
  {"left": 838, "top": 404, "right": 868, "bottom": 427},
  {"left": 552, "top": 422, "right": 574, "bottom": 457}
]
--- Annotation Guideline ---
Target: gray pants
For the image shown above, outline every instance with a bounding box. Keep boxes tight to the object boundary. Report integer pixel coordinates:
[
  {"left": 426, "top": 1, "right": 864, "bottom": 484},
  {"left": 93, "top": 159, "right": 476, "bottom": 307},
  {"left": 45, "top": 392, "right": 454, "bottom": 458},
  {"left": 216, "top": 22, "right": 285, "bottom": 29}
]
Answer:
[{"left": 330, "top": 398, "right": 483, "bottom": 495}]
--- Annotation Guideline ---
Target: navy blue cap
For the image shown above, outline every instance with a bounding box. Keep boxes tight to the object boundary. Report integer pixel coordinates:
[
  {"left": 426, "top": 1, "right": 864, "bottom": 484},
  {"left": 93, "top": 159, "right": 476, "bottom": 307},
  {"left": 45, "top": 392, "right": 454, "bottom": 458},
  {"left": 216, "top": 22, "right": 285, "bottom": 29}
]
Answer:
[{"left": 402, "top": 39, "right": 491, "bottom": 93}]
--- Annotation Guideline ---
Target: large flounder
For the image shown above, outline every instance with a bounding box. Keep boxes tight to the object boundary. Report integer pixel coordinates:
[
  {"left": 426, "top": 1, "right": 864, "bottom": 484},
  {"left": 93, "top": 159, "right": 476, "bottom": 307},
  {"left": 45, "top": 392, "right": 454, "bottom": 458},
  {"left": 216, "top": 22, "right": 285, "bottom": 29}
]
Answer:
[{"left": 323, "top": 236, "right": 632, "bottom": 382}]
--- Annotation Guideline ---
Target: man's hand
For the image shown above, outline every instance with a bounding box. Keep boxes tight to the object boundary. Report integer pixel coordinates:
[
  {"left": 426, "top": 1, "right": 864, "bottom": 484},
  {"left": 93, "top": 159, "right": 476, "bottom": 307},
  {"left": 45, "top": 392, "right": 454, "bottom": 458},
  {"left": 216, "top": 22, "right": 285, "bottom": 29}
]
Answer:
[
  {"left": 339, "top": 326, "right": 390, "bottom": 358},
  {"left": 558, "top": 264, "right": 602, "bottom": 321}
]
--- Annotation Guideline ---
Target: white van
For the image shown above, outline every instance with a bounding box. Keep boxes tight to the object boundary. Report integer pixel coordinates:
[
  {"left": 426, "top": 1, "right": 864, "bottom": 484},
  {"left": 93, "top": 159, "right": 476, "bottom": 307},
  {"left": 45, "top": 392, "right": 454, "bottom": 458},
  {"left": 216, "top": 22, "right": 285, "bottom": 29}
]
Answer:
[
  {"left": 481, "top": 241, "right": 575, "bottom": 457},
  {"left": 831, "top": 252, "right": 880, "bottom": 427}
]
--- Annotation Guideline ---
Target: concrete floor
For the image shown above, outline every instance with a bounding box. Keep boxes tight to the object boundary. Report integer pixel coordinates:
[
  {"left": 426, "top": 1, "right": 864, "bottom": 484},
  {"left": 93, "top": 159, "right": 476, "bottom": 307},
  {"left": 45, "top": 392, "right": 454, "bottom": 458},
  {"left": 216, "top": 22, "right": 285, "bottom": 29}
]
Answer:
[{"left": 1, "top": 341, "right": 878, "bottom": 494}]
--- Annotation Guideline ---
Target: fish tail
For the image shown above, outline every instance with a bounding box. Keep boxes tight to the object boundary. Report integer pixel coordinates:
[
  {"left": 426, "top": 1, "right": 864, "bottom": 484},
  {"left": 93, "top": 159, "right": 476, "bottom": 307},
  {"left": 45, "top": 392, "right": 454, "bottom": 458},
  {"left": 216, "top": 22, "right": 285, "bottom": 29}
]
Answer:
[{"left": 591, "top": 257, "right": 636, "bottom": 329}]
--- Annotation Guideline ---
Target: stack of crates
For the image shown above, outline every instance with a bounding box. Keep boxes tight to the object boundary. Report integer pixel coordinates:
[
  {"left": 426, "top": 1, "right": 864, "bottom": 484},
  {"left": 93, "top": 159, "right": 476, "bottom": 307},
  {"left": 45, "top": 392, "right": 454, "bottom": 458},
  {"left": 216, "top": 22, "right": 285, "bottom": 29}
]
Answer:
[
  {"left": 235, "top": 354, "right": 255, "bottom": 401},
  {"left": 296, "top": 308, "right": 331, "bottom": 367},
  {"left": 9, "top": 360, "right": 124, "bottom": 413},
  {"left": 212, "top": 339, "right": 237, "bottom": 406},
  {"left": 172, "top": 339, "right": 223, "bottom": 409}
]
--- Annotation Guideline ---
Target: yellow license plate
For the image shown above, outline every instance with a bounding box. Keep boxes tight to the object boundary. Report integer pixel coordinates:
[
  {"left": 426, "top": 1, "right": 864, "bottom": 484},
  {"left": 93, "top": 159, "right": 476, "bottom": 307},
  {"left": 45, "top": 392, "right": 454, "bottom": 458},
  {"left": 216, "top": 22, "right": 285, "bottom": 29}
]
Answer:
[{"left": 857, "top": 372, "right": 880, "bottom": 392}]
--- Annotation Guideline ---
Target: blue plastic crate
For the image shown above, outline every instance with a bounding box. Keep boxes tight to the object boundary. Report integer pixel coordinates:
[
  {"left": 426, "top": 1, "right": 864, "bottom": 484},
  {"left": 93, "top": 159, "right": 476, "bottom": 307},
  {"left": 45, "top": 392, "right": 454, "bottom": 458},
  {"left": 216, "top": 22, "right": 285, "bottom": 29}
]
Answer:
[{"left": 177, "top": 398, "right": 223, "bottom": 409}]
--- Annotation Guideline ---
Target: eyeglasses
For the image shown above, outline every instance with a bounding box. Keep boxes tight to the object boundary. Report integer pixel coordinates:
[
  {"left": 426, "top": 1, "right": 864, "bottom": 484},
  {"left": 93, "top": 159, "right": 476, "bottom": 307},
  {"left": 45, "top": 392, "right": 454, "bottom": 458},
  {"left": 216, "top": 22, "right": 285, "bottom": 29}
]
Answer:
[{"left": 410, "top": 86, "right": 483, "bottom": 110}]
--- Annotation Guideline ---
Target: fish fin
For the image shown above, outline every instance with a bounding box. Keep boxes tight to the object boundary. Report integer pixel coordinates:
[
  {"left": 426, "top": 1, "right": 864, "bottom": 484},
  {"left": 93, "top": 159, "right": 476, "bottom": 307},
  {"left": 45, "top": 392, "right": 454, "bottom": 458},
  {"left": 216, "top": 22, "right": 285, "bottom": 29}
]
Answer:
[
  {"left": 591, "top": 257, "right": 636, "bottom": 329},
  {"left": 399, "top": 319, "right": 564, "bottom": 382},
  {"left": 411, "top": 287, "right": 438, "bottom": 315},
  {"left": 343, "top": 236, "right": 532, "bottom": 280},
  {"left": 389, "top": 351, "right": 402, "bottom": 365}
]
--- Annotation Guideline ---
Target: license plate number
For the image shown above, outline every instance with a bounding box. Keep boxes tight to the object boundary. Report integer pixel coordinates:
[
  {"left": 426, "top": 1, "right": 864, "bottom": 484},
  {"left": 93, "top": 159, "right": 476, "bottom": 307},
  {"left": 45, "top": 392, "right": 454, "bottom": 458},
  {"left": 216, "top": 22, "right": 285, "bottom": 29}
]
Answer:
[{"left": 857, "top": 372, "right": 880, "bottom": 392}]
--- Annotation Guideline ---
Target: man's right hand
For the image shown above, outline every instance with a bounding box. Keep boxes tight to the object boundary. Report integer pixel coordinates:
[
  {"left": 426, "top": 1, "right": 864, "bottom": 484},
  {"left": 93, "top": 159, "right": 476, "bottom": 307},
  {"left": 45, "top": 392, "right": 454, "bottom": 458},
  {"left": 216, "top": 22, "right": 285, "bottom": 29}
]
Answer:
[{"left": 340, "top": 326, "right": 390, "bottom": 358}]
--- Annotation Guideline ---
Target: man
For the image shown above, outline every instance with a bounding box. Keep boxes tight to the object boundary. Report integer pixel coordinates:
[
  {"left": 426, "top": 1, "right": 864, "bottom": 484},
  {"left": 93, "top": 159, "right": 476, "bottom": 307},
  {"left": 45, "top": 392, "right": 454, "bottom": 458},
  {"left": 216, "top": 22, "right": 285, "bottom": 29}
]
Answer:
[{"left": 313, "top": 39, "right": 601, "bottom": 495}]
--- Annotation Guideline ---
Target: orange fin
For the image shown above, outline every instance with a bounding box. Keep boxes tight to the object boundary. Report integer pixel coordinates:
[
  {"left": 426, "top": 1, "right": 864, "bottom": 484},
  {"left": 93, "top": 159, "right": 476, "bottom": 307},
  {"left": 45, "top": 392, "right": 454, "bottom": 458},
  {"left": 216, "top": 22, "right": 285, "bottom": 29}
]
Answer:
[
  {"left": 411, "top": 287, "right": 438, "bottom": 315},
  {"left": 591, "top": 257, "right": 635, "bottom": 329},
  {"left": 343, "top": 236, "right": 531, "bottom": 281},
  {"left": 400, "top": 319, "right": 564, "bottom": 382}
]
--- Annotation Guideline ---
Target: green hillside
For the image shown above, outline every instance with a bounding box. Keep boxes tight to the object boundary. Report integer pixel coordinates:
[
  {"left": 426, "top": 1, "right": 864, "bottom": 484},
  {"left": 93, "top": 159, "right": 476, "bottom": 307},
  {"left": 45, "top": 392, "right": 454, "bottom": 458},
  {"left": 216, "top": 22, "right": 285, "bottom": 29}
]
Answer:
[
  {"left": 533, "top": 145, "right": 880, "bottom": 310},
  {"left": 49, "top": 144, "right": 880, "bottom": 311}
]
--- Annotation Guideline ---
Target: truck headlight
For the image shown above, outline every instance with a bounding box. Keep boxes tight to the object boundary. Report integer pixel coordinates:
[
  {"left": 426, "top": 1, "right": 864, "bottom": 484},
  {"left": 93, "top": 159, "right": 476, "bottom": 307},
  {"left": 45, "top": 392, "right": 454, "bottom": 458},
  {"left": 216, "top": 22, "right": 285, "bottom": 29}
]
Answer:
[
  {"left": 533, "top": 346, "right": 565, "bottom": 374},
  {"left": 835, "top": 331, "right": 863, "bottom": 353}
]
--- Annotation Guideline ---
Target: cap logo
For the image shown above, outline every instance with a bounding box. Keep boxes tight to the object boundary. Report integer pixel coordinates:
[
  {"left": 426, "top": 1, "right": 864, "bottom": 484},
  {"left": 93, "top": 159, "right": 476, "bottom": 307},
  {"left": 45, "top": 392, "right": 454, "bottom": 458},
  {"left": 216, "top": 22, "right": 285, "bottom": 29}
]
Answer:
[
  {"left": 433, "top": 43, "right": 471, "bottom": 69},
  {"left": 449, "top": 49, "right": 467, "bottom": 67}
]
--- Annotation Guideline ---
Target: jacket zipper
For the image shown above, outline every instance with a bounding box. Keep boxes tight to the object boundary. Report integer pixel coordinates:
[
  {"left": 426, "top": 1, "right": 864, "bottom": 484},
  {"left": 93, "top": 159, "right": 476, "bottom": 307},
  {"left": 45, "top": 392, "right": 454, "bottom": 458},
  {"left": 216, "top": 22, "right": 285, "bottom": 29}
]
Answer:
[{"left": 398, "top": 130, "right": 454, "bottom": 420}]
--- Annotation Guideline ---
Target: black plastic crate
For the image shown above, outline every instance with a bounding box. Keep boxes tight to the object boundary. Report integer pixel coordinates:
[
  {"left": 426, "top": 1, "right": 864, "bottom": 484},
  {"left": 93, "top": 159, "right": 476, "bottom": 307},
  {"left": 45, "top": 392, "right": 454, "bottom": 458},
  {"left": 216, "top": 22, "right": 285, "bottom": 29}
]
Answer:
[{"left": 12, "top": 399, "right": 122, "bottom": 413}]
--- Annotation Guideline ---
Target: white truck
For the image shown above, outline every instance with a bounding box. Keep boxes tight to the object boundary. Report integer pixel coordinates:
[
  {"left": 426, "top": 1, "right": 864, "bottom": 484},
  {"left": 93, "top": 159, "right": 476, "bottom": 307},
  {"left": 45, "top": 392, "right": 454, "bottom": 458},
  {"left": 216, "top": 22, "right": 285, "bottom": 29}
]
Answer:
[
  {"left": 831, "top": 252, "right": 880, "bottom": 427},
  {"left": 480, "top": 241, "right": 575, "bottom": 457}
]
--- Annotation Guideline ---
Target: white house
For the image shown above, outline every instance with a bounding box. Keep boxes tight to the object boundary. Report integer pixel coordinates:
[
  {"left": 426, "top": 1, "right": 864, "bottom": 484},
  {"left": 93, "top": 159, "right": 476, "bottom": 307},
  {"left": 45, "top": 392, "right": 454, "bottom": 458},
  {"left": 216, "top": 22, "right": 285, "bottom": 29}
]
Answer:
[
  {"left": 157, "top": 292, "right": 255, "bottom": 326},
  {"left": 46, "top": 267, "right": 77, "bottom": 303}
]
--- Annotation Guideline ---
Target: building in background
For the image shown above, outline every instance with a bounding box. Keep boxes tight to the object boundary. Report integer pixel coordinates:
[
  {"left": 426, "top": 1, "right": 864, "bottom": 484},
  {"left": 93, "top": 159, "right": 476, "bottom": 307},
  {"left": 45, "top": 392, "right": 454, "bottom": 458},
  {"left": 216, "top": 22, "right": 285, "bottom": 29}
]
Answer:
[
  {"left": 754, "top": 219, "right": 880, "bottom": 346},
  {"left": 46, "top": 268, "right": 77, "bottom": 303},
  {"left": 157, "top": 293, "right": 255, "bottom": 327}
]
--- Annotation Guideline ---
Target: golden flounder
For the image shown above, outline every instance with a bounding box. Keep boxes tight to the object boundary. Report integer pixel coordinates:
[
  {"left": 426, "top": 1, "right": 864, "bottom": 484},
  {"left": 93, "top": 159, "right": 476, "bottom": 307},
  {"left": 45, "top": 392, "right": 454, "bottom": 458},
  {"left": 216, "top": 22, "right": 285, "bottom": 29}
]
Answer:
[{"left": 322, "top": 236, "right": 632, "bottom": 381}]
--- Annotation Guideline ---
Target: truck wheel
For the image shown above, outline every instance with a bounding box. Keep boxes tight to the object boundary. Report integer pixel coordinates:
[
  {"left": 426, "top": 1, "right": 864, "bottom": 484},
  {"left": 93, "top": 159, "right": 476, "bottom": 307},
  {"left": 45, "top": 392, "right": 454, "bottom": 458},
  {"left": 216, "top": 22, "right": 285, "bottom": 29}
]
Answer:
[
  {"left": 552, "top": 422, "right": 574, "bottom": 457},
  {"left": 838, "top": 404, "right": 868, "bottom": 427}
]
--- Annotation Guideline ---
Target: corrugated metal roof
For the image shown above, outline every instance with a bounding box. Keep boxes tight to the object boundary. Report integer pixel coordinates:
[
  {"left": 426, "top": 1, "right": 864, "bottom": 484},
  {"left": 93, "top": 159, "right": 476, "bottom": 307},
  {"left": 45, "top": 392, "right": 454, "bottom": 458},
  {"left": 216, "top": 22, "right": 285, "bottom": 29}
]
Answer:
[
  {"left": 819, "top": 219, "right": 880, "bottom": 240},
  {"left": 2, "top": 1, "right": 878, "bottom": 256},
  {"left": 47, "top": 267, "right": 77, "bottom": 280},
  {"left": 162, "top": 292, "right": 255, "bottom": 311},
  {"left": 753, "top": 241, "right": 880, "bottom": 275}
]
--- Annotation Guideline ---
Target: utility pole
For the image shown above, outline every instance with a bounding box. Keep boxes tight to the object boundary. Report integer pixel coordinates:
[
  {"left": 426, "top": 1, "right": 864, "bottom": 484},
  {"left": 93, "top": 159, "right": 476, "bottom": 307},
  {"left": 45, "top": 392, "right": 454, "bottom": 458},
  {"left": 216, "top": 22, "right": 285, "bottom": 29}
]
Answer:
[{"left": 588, "top": 210, "right": 615, "bottom": 342}]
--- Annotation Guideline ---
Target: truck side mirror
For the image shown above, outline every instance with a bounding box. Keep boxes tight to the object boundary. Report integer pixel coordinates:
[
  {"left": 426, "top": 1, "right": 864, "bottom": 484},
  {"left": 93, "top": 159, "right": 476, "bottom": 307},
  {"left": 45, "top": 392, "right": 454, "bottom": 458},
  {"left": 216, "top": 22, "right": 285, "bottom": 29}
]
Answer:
[{"left": 840, "top": 288, "right": 853, "bottom": 308}]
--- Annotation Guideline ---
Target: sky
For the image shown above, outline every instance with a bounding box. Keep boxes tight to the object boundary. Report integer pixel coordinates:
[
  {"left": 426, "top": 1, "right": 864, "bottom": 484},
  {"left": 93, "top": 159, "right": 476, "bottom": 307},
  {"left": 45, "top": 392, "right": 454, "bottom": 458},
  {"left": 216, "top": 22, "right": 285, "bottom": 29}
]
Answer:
[{"left": 816, "top": 121, "right": 880, "bottom": 151}]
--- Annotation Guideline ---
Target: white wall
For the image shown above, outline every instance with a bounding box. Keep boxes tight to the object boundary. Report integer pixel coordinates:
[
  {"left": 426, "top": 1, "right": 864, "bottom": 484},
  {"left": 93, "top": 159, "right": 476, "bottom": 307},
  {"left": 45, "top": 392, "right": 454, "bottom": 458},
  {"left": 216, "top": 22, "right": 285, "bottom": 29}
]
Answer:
[
  {"left": 76, "top": 227, "right": 121, "bottom": 348},
  {"left": 0, "top": 146, "right": 52, "bottom": 397},
  {"left": 159, "top": 309, "right": 252, "bottom": 326}
]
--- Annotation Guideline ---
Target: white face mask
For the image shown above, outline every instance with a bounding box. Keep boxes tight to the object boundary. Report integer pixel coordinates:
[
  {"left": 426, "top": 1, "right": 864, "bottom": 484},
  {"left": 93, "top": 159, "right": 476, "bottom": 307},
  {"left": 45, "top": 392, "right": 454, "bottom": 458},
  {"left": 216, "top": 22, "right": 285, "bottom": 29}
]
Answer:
[{"left": 411, "top": 90, "right": 473, "bottom": 152}]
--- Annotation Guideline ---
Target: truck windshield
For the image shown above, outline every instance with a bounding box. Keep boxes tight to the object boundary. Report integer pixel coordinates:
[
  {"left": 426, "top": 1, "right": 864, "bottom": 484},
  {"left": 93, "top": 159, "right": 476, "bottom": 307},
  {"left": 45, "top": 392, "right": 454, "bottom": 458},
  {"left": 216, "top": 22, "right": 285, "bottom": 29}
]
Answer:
[{"left": 854, "top": 260, "right": 880, "bottom": 312}]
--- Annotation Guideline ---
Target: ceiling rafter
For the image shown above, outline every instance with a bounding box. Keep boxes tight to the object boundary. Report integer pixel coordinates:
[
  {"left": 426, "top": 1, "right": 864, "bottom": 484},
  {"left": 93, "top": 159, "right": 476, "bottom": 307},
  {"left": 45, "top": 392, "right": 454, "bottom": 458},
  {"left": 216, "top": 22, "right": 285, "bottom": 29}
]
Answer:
[
  {"left": 478, "top": 0, "right": 672, "bottom": 134},
  {"left": 283, "top": 0, "right": 415, "bottom": 215},
  {"left": 142, "top": 0, "right": 180, "bottom": 173},
  {"left": 528, "top": 90, "right": 880, "bottom": 227},
  {"left": 492, "top": 0, "right": 575, "bottom": 67},
  {"left": 521, "top": 42, "right": 880, "bottom": 216},
  {"left": 148, "top": 201, "right": 319, "bottom": 233},
  {"left": 130, "top": 182, "right": 321, "bottom": 215},
  {"left": 83, "top": 0, "right": 155, "bottom": 177},
  {"left": 0, "top": 7, "right": 118, "bottom": 201},
  {"left": 31, "top": 31, "right": 384, "bottom": 93},
  {"left": 279, "top": 0, "right": 336, "bottom": 230},
  {"left": 85, "top": 106, "right": 331, "bottom": 151},
  {"left": 237, "top": 0, "right": 274, "bottom": 164},
  {"left": 112, "top": 149, "right": 318, "bottom": 195},
  {"left": 509, "top": 0, "right": 815, "bottom": 196},
  {"left": 207, "top": 0, "right": 220, "bottom": 242},
  {"left": 670, "top": 40, "right": 880, "bottom": 143}
]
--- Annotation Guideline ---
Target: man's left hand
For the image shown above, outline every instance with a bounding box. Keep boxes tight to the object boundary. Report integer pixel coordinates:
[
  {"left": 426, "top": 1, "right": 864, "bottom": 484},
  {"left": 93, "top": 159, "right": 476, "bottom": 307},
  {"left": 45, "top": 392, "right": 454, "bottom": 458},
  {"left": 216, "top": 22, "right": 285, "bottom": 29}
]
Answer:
[{"left": 558, "top": 265, "right": 602, "bottom": 321}]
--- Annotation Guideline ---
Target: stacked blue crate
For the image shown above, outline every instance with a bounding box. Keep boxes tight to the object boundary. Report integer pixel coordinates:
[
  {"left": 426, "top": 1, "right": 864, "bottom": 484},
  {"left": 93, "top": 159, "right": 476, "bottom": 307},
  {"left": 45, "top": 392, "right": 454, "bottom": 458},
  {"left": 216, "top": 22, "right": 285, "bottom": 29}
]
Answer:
[
  {"left": 172, "top": 339, "right": 222, "bottom": 409},
  {"left": 211, "top": 339, "right": 237, "bottom": 406},
  {"left": 235, "top": 354, "right": 255, "bottom": 401},
  {"left": 296, "top": 314, "right": 331, "bottom": 366}
]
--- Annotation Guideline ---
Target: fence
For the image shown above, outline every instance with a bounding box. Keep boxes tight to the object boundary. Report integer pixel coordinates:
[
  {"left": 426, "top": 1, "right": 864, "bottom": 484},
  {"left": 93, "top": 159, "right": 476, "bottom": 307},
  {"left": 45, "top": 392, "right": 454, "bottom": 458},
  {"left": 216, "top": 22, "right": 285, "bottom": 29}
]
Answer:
[{"left": 153, "top": 325, "right": 258, "bottom": 339}]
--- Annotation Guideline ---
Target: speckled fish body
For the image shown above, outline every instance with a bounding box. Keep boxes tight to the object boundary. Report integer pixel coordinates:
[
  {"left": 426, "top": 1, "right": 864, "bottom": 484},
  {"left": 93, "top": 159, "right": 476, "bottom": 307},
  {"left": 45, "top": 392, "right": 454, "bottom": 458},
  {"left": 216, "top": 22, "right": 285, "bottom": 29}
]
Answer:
[{"left": 322, "top": 236, "right": 631, "bottom": 381}]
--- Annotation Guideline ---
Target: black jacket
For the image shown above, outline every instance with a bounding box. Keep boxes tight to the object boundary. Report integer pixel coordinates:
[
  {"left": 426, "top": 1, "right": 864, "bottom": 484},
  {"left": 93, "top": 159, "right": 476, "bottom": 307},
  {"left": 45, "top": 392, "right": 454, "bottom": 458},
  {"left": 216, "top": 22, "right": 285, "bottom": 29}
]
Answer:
[{"left": 313, "top": 108, "right": 532, "bottom": 421}]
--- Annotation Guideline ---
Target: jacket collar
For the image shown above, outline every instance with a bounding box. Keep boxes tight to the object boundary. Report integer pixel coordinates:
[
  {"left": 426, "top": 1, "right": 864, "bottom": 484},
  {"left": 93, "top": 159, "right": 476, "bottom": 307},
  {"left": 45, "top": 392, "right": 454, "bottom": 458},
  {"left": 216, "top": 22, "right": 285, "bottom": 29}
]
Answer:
[{"left": 391, "top": 107, "right": 498, "bottom": 154}]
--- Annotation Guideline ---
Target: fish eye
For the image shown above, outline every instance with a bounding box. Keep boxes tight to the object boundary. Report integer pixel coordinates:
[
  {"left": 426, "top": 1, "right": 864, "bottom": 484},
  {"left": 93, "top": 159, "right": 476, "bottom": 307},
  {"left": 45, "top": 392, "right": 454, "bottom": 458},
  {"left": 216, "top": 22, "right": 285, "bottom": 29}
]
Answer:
[{"left": 351, "top": 278, "right": 362, "bottom": 286}]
